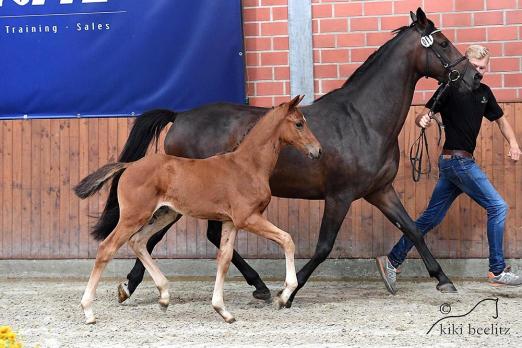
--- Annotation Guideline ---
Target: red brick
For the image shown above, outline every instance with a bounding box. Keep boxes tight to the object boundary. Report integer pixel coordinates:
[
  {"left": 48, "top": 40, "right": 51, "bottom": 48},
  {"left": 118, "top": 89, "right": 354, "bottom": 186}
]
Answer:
[
  {"left": 322, "top": 49, "right": 349, "bottom": 63},
  {"left": 243, "top": 22, "right": 260, "bottom": 36},
  {"left": 366, "top": 32, "right": 394, "bottom": 46},
  {"left": 504, "top": 42, "right": 522, "bottom": 56},
  {"left": 487, "top": 26, "right": 518, "bottom": 41},
  {"left": 424, "top": 0, "right": 454, "bottom": 12},
  {"left": 351, "top": 48, "right": 376, "bottom": 62},
  {"left": 243, "top": 8, "right": 271, "bottom": 22},
  {"left": 456, "top": 28, "right": 487, "bottom": 42},
  {"left": 274, "top": 66, "right": 290, "bottom": 80},
  {"left": 314, "top": 64, "right": 338, "bottom": 78},
  {"left": 474, "top": 11, "right": 504, "bottom": 26},
  {"left": 260, "top": 22, "right": 288, "bottom": 36},
  {"left": 320, "top": 18, "right": 348, "bottom": 33},
  {"left": 339, "top": 63, "right": 361, "bottom": 78},
  {"left": 261, "top": 0, "right": 286, "bottom": 5},
  {"left": 482, "top": 73, "right": 502, "bottom": 87},
  {"left": 313, "top": 34, "right": 336, "bottom": 48},
  {"left": 412, "top": 91, "right": 425, "bottom": 105},
  {"left": 245, "top": 37, "right": 272, "bottom": 51},
  {"left": 246, "top": 52, "right": 260, "bottom": 66},
  {"left": 337, "top": 33, "right": 366, "bottom": 47},
  {"left": 486, "top": 0, "right": 517, "bottom": 10},
  {"left": 442, "top": 13, "right": 472, "bottom": 27},
  {"left": 313, "top": 49, "right": 321, "bottom": 63},
  {"left": 247, "top": 67, "right": 273, "bottom": 81},
  {"left": 455, "top": 0, "right": 484, "bottom": 11},
  {"left": 381, "top": 15, "right": 410, "bottom": 30},
  {"left": 490, "top": 58, "right": 521, "bottom": 72},
  {"left": 312, "top": 19, "right": 319, "bottom": 34},
  {"left": 312, "top": 4, "right": 332, "bottom": 18},
  {"left": 272, "top": 6, "right": 288, "bottom": 20},
  {"left": 506, "top": 10, "right": 522, "bottom": 24},
  {"left": 394, "top": 0, "right": 423, "bottom": 14},
  {"left": 256, "top": 81, "right": 285, "bottom": 95},
  {"left": 504, "top": 74, "right": 522, "bottom": 87},
  {"left": 243, "top": 0, "right": 259, "bottom": 7},
  {"left": 273, "top": 37, "right": 289, "bottom": 50},
  {"left": 350, "top": 17, "right": 379, "bottom": 31},
  {"left": 416, "top": 78, "right": 439, "bottom": 91},
  {"left": 247, "top": 82, "right": 256, "bottom": 96},
  {"left": 492, "top": 89, "right": 517, "bottom": 101},
  {"left": 321, "top": 79, "right": 345, "bottom": 93},
  {"left": 440, "top": 28, "right": 456, "bottom": 42},
  {"left": 334, "top": 2, "right": 363, "bottom": 17},
  {"left": 249, "top": 97, "right": 274, "bottom": 107},
  {"left": 260, "top": 52, "right": 288, "bottom": 65},
  {"left": 364, "top": 1, "right": 392, "bottom": 16},
  {"left": 273, "top": 96, "right": 291, "bottom": 105}
]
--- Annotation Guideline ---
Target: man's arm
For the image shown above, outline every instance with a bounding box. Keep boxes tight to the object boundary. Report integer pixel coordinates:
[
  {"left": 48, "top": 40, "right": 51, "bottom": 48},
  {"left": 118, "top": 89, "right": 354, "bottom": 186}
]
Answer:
[
  {"left": 495, "top": 116, "right": 521, "bottom": 161},
  {"left": 415, "top": 107, "right": 442, "bottom": 128}
]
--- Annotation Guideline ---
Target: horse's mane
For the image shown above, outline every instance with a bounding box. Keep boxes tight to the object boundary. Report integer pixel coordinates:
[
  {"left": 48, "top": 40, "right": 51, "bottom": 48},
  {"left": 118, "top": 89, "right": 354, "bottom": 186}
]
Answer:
[{"left": 313, "top": 19, "right": 435, "bottom": 103}]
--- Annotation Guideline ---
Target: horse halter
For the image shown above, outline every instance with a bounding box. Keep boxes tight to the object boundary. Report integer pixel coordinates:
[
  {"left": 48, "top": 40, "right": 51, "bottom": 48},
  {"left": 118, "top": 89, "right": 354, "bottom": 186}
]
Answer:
[{"left": 421, "top": 28, "right": 468, "bottom": 83}]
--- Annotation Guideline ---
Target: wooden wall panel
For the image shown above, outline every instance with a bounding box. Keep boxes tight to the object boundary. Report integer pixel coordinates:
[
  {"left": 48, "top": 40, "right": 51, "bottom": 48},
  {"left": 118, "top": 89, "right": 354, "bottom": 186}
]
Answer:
[{"left": 0, "top": 103, "right": 521, "bottom": 259}]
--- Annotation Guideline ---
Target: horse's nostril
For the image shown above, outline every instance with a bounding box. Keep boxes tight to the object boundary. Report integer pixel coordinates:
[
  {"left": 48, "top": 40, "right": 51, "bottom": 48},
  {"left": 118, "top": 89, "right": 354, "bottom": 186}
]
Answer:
[{"left": 475, "top": 73, "right": 483, "bottom": 80}]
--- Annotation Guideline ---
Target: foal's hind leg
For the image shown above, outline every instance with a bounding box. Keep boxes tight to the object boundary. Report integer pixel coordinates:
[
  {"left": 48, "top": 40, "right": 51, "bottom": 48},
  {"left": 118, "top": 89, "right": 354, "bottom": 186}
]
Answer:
[
  {"left": 81, "top": 220, "right": 144, "bottom": 324},
  {"left": 241, "top": 214, "right": 297, "bottom": 309},
  {"left": 212, "top": 221, "right": 237, "bottom": 323},
  {"left": 365, "top": 185, "right": 456, "bottom": 293},
  {"left": 127, "top": 207, "right": 179, "bottom": 310}
]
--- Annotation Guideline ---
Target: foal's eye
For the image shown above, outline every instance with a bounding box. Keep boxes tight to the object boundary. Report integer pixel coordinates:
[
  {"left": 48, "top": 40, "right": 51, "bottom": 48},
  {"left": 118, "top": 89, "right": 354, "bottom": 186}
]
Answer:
[
  {"left": 440, "top": 41, "right": 449, "bottom": 48},
  {"left": 295, "top": 122, "right": 304, "bottom": 129}
]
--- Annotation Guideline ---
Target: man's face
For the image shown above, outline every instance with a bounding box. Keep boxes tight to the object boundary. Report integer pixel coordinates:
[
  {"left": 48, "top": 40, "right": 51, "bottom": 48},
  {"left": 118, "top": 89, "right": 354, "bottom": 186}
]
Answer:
[{"left": 469, "top": 56, "right": 489, "bottom": 77}]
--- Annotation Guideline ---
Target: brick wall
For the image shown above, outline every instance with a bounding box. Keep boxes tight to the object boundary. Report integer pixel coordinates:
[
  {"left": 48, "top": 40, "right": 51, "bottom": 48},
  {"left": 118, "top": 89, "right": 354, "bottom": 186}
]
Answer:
[{"left": 243, "top": 0, "right": 522, "bottom": 106}]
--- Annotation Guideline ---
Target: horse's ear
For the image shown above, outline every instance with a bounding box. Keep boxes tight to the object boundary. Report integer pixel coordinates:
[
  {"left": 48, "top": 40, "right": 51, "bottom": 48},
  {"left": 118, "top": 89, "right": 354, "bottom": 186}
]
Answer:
[
  {"left": 410, "top": 11, "right": 417, "bottom": 23},
  {"left": 416, "top": 7, "right": 428, "bottom": 26}
]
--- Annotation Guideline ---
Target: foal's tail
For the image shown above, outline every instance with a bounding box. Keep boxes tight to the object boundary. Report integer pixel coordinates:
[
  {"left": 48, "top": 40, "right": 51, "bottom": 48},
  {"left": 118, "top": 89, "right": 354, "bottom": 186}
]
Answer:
[
  {"left": 74, "top": 162, "right": 129, "bottom": 199},
  {"left": 89, "top": 109, "right": 177, "bottom": 240}
]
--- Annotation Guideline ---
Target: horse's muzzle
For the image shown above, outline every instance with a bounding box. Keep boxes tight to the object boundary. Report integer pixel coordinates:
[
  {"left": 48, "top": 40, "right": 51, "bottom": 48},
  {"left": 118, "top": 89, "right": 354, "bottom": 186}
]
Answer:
[{"left": 307, "top": 146, "right": 322, "bottom": 160}]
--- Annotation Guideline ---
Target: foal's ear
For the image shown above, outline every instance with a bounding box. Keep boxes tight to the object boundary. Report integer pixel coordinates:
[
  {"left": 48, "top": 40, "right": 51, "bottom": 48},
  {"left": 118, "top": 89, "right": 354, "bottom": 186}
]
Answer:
[{"left": 288, "top": 95, "right": 304, "bottom": 111}]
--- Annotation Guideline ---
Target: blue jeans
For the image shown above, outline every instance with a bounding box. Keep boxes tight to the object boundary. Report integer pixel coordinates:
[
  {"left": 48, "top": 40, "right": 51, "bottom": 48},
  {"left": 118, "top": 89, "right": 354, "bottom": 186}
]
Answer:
[{"left": 388, "top": 155, "right": 508, "bottom": 274}]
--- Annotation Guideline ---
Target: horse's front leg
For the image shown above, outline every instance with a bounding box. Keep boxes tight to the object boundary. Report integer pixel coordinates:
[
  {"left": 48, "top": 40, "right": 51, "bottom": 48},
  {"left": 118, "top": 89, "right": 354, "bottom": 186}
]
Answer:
[
  {"left": 286, "top": 194, "right": 353, "bottom": 308},
  {"left": 365, "top": 185, "right": 456, "bottom": 292},
  {"left": 207, "top": 220, "right": 271, "bottom": 300}
]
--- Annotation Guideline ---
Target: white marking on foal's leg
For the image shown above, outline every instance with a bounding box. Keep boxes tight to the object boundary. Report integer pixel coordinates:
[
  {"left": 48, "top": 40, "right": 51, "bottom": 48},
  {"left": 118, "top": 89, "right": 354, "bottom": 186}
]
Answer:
[
  {"left": 212, "top": 221, "right": 237, "bottom": 323},
  {"left": 273, "top": 233, "right": 297, "bottom": 309}
]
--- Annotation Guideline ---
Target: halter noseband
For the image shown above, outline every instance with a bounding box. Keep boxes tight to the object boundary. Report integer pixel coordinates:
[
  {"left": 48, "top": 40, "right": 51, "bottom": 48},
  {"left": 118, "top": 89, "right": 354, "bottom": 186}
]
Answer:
[{"left": 420, "top": 28, "right": 468, "bottom": 84}]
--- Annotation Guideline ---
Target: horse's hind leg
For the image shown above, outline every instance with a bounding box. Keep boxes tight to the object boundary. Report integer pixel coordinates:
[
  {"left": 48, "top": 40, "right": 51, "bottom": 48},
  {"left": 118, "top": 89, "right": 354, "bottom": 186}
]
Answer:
[
  {"left": 81, "top": 221, "right": 143, "bottom": 324},
  {"left": 127, "top": 207, "right": 179, "bottom": 310},
  {"left": 365, "top": 185, "right": 456, "bottom": 292},
  {"left": 212, "top": 221, "right": 237, "bottom": 323},
  {"left": 119, "top": 215, "right": 181, "bottom": 303}
]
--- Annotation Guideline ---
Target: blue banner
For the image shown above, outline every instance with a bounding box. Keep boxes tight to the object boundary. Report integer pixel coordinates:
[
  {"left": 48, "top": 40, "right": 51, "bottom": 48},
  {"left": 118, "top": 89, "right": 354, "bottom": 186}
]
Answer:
[{"left": 0, "top": 0, "right": 245, "bottom": 119}]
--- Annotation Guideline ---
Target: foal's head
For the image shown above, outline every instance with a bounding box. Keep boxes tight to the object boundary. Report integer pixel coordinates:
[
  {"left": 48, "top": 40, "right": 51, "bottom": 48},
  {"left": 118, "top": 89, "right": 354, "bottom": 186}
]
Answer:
[{"left": 277, "top": 95, "right": 322, "bottom": 159}]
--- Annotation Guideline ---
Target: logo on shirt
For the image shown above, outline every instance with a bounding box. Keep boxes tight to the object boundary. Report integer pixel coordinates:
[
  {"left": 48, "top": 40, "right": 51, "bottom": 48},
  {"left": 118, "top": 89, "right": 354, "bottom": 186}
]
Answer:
[{"left": 481, "top": 96, "right": 488, "bottom": 104}]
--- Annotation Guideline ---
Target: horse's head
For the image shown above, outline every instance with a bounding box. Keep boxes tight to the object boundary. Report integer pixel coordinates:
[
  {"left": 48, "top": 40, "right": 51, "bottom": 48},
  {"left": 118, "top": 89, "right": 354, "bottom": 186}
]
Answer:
[
  {"left": 410, "top": 7, "right": 481, "bottom": 92},
  {"left": 277, "top": 95, "right": 322, "bottom": 160}
]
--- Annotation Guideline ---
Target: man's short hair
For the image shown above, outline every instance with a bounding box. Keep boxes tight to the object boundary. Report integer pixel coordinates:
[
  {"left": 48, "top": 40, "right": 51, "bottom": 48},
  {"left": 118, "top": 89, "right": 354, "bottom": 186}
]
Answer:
[{"left": 466, "top": 45, "right": 490, "bottom": 60}]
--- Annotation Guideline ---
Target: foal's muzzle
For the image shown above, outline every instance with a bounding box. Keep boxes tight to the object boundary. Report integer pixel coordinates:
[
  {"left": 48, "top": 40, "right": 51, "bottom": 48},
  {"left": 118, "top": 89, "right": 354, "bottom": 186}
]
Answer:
[{"left": 307, "top": 145, "right": 322, "bottom": 160}]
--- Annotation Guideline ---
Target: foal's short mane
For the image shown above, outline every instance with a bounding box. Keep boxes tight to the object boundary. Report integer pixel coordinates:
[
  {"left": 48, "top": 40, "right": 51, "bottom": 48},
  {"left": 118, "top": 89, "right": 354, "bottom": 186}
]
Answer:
[{"left": 313, "top": 19, "right": 435, "bottom": 103}]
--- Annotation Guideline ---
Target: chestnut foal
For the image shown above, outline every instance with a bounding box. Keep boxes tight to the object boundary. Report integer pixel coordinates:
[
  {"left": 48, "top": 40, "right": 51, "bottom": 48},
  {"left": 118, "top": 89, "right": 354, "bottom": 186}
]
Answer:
[{"left": 74, "top": 95, "right": 322, "bottom": 324}]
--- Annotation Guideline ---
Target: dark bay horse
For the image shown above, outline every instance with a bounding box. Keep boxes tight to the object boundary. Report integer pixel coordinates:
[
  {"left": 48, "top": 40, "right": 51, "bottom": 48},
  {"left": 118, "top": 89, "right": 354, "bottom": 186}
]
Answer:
[
  {"left": 75, "top": 96, "right": 321, "bottom": 324},
  {"left": 93, "top": 8, "right": 482, "bottom": 306}
]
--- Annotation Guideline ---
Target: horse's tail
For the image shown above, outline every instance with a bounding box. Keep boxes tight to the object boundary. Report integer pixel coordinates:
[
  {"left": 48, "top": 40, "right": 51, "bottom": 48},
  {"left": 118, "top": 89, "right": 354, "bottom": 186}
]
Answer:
[
  {"left": 74, "top": 162, "right": 129, "bottom": 200},
  {"left": 91, "top": 109, "right": 178, "bottom": 240}
]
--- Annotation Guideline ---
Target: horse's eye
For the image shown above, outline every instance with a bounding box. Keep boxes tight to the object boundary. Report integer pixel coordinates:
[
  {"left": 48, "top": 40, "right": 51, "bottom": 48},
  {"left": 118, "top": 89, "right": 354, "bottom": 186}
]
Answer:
[
  {"left": 440, "top": 41, "right": 448, "bottom": 48},
  {"left": 295, "top": 122, "right": 303, "bottom": 129}
]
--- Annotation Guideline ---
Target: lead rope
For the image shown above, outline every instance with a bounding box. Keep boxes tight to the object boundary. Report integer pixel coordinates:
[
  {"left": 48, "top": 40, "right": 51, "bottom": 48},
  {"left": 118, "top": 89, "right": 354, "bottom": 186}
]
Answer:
[{"left": 409, "top": 82, "right": 449, "bottom": 182}]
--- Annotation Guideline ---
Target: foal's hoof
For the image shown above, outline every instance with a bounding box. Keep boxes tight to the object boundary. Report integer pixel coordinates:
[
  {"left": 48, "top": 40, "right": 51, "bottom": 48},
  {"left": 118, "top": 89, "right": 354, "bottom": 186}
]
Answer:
[
  {"left": 273, "top": 294, "right": 287, "bottom": 310},
  {"left": 437, "top": 282, "right": 458, "bottom": 293},
  {"left": 225, "top": 317, "right": 237, "bottom": 324},
  {"left": 159, "top": 300, "right": 169, "bottom": 312},
  {"left": 253, "top": 287, "right": 271, "bottom": 301},
  {"left": 117, "top": 282, "right": 130, "bottom": 304},
  {"left": 85, "top": 316, "right": 96, "bottom": 325}
]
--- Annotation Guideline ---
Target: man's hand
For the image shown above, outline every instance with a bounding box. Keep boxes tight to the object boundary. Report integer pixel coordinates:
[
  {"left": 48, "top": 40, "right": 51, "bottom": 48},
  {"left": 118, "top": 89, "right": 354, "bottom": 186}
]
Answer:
[
  {"left": 415, "top": 113, "right": 433, "bottom": 128},
  {"left": 508, "top": 144, "right": 521, "bottom": 161}
]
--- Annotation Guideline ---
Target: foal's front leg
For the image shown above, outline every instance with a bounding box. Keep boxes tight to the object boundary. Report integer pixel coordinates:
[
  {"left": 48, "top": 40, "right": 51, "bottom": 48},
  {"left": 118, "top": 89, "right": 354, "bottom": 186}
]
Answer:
[
  {"left": 212, "top": 221, "right": 237, "bottom": 323},
  {"left": 242, "top": 214, "right": 297, "bottom": 308}
]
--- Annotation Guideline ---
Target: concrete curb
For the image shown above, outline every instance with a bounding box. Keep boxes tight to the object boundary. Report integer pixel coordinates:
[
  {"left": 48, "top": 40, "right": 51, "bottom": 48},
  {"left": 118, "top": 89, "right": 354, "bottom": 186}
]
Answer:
[{"left": 1, "top": 258, "right": 521, "bottom": 280}]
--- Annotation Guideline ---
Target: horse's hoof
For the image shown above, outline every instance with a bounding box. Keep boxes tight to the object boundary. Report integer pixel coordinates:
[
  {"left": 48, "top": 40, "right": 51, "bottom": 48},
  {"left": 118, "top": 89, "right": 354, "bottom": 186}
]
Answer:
[
  {"left": 437, "top": 282, "right": 458, "bottom": 293},
  {"left": 253, "top": 288, "right": 271, "bottom": 301},
  {"left": 85, "top": 316, "right": 96, "bottom": 325},
  {"left": 159, "top": 301, "right": 169, "bottom": 312},
  {"left": 273, "top": 296, "right": 286, "bottom": 310},
  {"left": 117, "top": 282, "right": 130, "bottom": 304},
  {"left": 225, "top": 317, "right": 236, "bottom": 324},
  {"left": 284, "top": 299, "right": 293, "bottom": 309}
]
